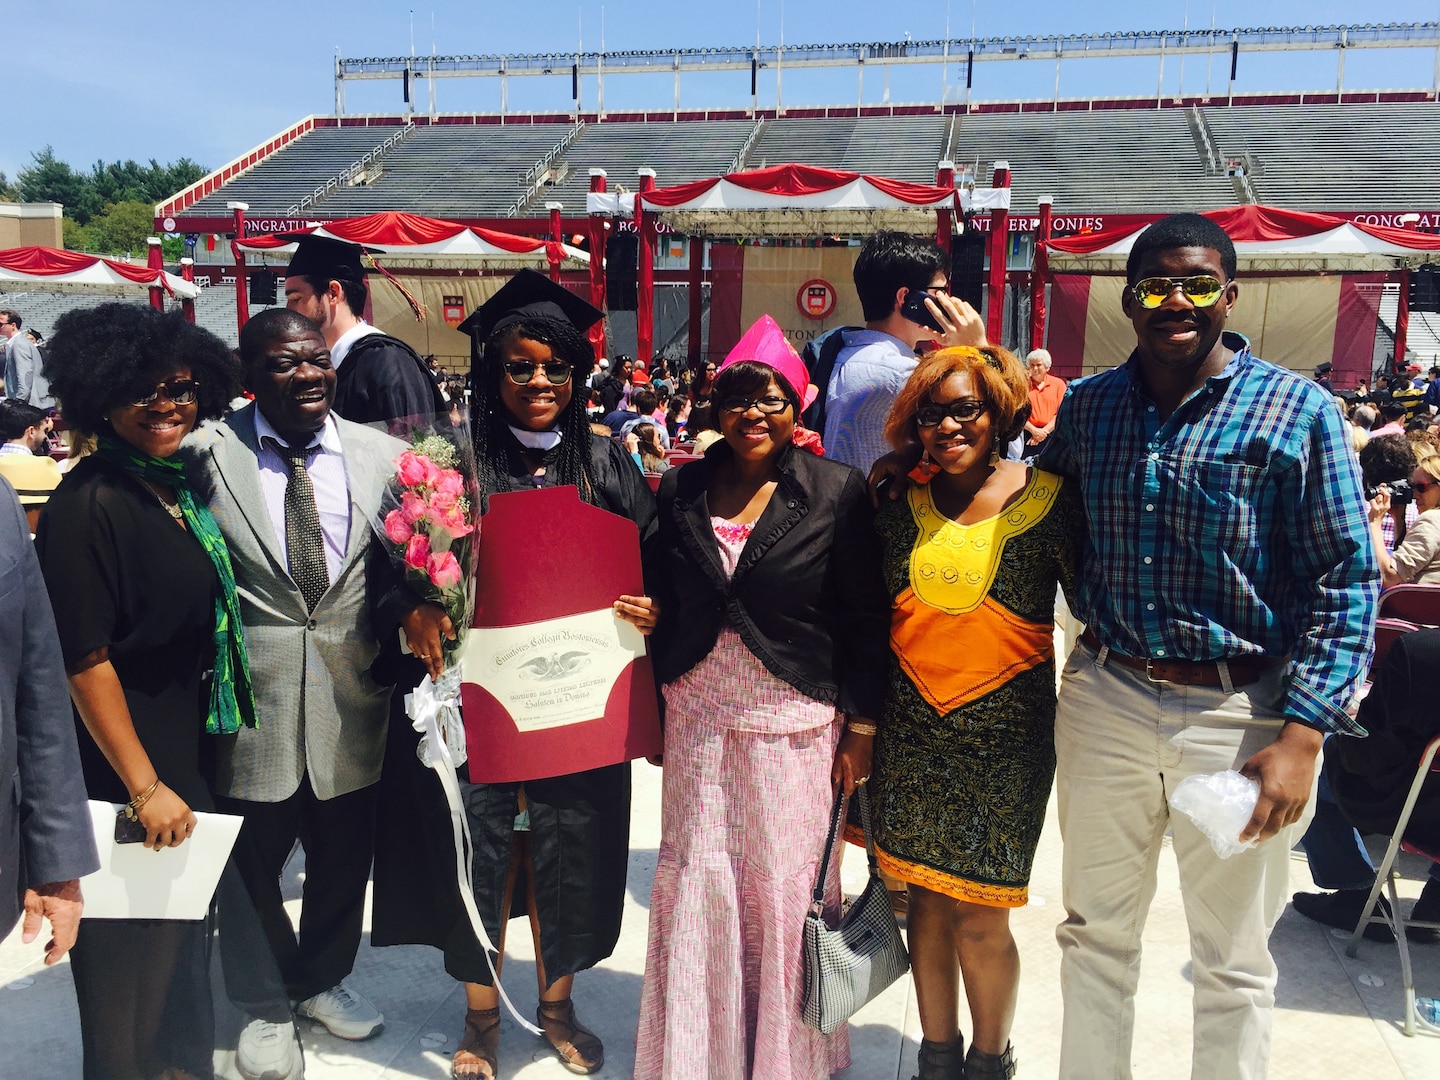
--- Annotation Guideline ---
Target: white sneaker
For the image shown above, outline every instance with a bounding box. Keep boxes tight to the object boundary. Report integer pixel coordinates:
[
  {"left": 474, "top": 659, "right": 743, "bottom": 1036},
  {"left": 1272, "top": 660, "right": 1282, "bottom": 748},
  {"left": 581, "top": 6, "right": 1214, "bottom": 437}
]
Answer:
[
  {"left": 295, "top": 983, "right": 384, "bottom": 1040},
  {"left": 237, "top": 1018, "right": 302, "bottom": 1080}
]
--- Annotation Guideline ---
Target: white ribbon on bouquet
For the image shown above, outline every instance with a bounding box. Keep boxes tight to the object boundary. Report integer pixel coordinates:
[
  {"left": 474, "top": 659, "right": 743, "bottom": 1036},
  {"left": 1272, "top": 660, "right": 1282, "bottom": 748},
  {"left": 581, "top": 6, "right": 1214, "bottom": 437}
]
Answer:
[{"left": 407, "top": 669, "right": 543, "bottom": 1035}]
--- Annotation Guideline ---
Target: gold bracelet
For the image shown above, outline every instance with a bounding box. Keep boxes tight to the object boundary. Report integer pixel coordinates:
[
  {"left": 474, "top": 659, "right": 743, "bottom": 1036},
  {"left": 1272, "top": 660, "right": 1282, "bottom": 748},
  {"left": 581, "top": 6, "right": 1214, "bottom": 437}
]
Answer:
[
  {"left": 846, "top": 721, "right": 878, "bottom": 737},
  {"left": 125, "top": 780, "right": 160, "bottom": 821}
]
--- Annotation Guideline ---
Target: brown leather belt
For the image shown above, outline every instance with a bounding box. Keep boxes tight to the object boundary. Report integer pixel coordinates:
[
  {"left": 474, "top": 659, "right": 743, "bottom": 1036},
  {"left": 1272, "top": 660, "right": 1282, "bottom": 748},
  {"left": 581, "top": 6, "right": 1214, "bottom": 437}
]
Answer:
[{"left": 1079, "top": 628, "right": 1274, "bottom": 688}]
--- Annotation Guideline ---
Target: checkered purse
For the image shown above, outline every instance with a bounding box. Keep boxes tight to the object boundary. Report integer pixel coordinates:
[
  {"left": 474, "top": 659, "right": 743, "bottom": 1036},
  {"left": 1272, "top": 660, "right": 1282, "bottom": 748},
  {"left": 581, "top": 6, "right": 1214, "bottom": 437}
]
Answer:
[{"left": 801, "top": 786, "right": 910, "bottom": 1035}]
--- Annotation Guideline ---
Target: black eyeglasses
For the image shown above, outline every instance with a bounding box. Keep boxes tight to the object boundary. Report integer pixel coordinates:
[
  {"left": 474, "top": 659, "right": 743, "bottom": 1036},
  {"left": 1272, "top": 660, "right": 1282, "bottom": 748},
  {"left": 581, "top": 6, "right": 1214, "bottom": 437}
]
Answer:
[
  {"left": 915, "top": 399, "right": 988, "bottom": 427},
  {"left": 503, "top": 361, "right": 572, "bottom": 386},
  {"left": 1414, "top": 479, "right": 1436, "bottom": 495},
  {"left": 129, "top": 379, "right": 200, "bottom": 408},
  {"left": 717, "top": 395, "right": 791, "bottom": 415},
  {"left": 1130, "top": 274, "right": 1227, "bottom": 310}
]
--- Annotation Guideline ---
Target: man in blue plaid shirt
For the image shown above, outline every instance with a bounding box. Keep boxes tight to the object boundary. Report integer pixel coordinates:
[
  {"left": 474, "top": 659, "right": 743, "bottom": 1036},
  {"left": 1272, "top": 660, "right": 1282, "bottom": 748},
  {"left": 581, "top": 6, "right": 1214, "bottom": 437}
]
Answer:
[{"left": 1039, "top": 214, "right": 1378, "bottom": 1079}]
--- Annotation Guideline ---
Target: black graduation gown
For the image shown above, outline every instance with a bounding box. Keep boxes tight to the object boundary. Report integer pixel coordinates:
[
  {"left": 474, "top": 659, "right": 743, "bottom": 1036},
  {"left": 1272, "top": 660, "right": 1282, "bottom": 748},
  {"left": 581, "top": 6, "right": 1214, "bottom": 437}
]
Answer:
[
  {"left": 332, "top": 332, "right": 446, "bottom": 428},
  {"left": 370, "top": 434, "right": 658, "bottom": 990}
]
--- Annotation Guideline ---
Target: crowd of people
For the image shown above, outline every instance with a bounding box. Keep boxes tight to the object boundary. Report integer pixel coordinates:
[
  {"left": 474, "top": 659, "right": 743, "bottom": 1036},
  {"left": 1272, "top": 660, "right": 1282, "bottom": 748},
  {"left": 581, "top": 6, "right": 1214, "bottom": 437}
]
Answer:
[{"left": 0, "top": 213, "right": 1436, "bottom": 1080}]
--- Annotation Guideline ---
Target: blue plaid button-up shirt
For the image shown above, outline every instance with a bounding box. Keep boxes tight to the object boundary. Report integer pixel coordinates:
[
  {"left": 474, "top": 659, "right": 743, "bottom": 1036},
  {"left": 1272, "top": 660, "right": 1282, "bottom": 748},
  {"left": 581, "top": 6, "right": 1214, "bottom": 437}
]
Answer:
[{"left": 1039, "top": 333, "right": 1378, "bottom": 734}]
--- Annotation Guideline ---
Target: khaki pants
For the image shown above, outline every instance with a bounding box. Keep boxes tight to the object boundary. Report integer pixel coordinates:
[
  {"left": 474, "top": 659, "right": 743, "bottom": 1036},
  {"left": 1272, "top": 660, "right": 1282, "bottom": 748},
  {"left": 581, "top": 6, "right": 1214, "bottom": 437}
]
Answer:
[{"left": 1053, "top": 641, "right": 1316, "bottom": 1080}]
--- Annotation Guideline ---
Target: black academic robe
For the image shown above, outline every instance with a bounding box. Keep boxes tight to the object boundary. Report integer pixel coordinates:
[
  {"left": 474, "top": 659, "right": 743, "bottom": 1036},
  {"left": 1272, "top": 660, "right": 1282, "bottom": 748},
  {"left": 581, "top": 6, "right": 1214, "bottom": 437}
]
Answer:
[
  {"left": 332, "top": 333, "right": 446, "bottom": 429},
  {"left": 370, "top": 434, "right": 658, "bottom": 990}
]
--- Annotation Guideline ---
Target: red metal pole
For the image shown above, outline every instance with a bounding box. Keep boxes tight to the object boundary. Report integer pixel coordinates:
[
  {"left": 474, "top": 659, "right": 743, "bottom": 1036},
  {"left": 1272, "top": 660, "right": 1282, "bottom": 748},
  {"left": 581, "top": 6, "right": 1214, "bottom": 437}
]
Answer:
[
  {"left": 180, "top": 257, "right": 196, "bottom": 324},
  {"left": 687, "top": 236, "right": 704, "bottom": 370},
  {"left": 1395, "top": 269, "right": 1411, "bottom": 374},
  {"left": 935, "top": 161, "right": 955, "bottom": 255},
  {"left": 1031, "top": 197, "right": 1053, "bottom": 353},
  {"left": 146, "top": 238, "right": 164, "bottom": 311},
  {"left": 228, "top": 201, "right": 250, "bottom": 331},
  {"left": 985, "top": 161, "right": 1011, "bottom": 346},
  {"left": 587, "top": 169, "right": 609, "bottom": 362},
  {"left": 546, "top": 202, "right": 564, "bottom": 284},
  {"left": 636, "top": 168, "right": 657, "bottom": 364}
]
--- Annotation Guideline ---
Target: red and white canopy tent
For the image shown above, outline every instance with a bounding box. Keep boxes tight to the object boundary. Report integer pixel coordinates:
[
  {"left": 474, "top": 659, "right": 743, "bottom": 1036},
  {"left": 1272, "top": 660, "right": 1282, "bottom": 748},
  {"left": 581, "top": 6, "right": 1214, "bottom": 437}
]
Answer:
[
  {"left": 227, "top": 210, "right": 589, "bottom": 330},
  {"left": 1034, "top": 205, "right": 1440, "bottom": 382},
  {"left": 594, "top": 162, "right": 1011, "bottom": 362},
  {"left": 0, "top": 244, "right": 202, "bottom": 318},
  {"left": 235, "top": 211, "right": 588, "bottom": 271}
]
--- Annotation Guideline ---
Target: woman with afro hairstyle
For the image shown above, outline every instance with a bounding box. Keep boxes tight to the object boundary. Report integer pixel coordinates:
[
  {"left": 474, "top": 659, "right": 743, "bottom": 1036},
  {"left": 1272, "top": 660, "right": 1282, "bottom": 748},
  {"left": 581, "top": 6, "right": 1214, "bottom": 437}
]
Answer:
[
  {"left": 374, "top": 272, "right": 658, "bottom": 1080},
  {"left": 34, "top": 303, "right": 296, "bottom": 1079}
]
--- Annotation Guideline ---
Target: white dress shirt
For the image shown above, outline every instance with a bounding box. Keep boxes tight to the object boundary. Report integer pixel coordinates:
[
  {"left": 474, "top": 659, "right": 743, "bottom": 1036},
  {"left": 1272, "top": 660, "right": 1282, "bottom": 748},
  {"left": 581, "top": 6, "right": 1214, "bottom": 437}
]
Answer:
[{"left": 329, "top": 322, "right": 384, "bottom": 371}]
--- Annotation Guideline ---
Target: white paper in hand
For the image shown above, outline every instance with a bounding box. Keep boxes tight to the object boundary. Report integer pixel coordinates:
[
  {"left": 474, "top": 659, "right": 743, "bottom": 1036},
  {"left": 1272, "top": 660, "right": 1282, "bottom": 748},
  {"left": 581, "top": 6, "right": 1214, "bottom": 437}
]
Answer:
[
  {"left": 1170, "top": 771, "right": 1261, "bottom": 859},
  {"left": 80, "top": 802, "right": 244, "bottom": 920}
]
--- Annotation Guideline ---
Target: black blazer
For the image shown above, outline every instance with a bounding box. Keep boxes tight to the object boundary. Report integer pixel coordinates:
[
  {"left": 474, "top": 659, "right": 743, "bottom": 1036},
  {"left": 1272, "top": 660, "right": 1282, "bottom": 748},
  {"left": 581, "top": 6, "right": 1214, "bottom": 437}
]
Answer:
[{"left": 652, "top": 441, "right": 889, "bottom": 720}]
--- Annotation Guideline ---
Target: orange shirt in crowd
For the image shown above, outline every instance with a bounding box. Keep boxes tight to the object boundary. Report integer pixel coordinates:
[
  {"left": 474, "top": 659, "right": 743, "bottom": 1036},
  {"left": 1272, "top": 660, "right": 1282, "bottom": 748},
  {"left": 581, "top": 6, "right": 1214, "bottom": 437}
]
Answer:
[{"left": 1027, "top": 373, "right": 1067, "bottom": 431}]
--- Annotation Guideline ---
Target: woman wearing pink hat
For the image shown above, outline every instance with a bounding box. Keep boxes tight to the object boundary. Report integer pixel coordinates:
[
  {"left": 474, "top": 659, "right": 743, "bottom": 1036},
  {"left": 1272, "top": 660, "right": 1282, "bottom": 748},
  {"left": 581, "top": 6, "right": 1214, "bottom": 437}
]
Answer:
[{"left": 636, "top": 316, "right": 891, "bottom": 1079}]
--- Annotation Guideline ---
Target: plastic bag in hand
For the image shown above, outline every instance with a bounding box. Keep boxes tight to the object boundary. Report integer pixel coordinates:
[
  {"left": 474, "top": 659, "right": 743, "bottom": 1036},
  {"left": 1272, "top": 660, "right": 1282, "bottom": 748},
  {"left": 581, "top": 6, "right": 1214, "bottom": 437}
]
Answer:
[{"left": 1169, "top": 770, "right": 1260, "bottom": 859}]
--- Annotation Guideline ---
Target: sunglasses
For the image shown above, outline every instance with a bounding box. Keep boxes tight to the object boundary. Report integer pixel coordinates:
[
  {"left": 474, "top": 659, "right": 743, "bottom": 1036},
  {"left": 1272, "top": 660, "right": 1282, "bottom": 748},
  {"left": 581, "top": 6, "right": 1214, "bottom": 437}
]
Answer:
[
  {"left": 718, "top": 395, "right": 791, "bottom": 415},
  {"left": 503, "top": 361, "right": 572, "bottom": 386},
  {"left": 916, "top": 399, "right": 988, "bottom": 427},
  {"left": 1414, "top": 479, "right": 1436, "bottom": 495},
  {"left": 129, "top": 379, "right": 200, "bottom": 408},
  {"left": 1130, "top": 275, "right": 1227, "bottom": 309}
]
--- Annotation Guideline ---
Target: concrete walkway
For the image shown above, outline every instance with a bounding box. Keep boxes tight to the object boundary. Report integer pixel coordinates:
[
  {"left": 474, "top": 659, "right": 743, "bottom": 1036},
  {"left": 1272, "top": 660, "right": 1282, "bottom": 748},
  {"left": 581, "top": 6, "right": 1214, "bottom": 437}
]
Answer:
[{"left": 3, "top": 754, "right": 1439, "bottom": 1079}]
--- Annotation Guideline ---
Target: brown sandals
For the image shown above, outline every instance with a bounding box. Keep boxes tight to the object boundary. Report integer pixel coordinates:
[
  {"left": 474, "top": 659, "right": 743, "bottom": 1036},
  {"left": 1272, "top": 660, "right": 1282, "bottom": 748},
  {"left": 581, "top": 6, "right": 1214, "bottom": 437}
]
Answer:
[
  {"left": 451, "top": 1006, "right": 501, "bottom": 1079},
  {"left": 536, "top": 998, "right": 604, "bottom": 1075}
]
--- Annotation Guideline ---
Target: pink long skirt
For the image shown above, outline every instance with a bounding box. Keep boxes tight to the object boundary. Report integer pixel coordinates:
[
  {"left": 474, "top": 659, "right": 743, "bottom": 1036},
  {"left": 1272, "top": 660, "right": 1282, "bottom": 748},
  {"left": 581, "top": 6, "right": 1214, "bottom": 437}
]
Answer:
[{"left": 634, "top": 692, "right": 850, "bottom": 1079}]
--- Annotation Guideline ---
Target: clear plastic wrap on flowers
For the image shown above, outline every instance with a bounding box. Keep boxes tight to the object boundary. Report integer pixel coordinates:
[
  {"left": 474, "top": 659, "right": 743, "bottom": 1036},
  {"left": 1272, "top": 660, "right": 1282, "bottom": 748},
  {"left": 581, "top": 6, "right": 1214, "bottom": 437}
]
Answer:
[
  {"left": 371, "top": 418, "right": 479, "bottom": 766},
  {"left": 1169, "top": 770, "right": 1261, "bottom": 859}
]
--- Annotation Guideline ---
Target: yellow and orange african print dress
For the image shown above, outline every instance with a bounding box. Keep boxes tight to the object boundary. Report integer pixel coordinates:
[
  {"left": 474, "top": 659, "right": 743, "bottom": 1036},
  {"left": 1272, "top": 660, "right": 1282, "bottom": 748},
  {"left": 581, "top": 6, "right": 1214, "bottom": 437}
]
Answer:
[{"left": 869, "top": 469, "right": 1078, "bottom": 907}]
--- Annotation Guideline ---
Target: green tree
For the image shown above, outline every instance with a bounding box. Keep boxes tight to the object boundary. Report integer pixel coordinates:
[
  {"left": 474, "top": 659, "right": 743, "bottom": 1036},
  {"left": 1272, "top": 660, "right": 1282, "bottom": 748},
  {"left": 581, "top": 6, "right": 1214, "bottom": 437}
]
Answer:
[
  {"left": 61, "top": 217, "right": 91, "bottom": 251},
  {"left": 0, "top": 171, "right": 18, "bottom": 201},
  {"left": 86, "top": 201, "right": 158, "bottom": 256},
  {"left": 17, "top": 147, "right": 90, "bottom": 220}
]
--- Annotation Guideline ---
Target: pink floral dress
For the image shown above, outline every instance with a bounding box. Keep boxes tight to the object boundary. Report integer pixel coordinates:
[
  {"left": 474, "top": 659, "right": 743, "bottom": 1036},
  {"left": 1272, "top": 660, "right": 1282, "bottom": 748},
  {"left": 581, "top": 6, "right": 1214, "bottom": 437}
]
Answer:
[{"left": 635, "top": 518, "right": 849, "bottom": 1080}]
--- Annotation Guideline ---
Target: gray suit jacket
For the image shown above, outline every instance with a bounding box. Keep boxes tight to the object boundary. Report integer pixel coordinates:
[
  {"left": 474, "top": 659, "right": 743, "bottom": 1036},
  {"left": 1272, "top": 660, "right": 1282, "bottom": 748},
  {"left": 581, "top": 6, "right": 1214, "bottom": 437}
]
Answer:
[
  {"left": 0, "top": 477, "right": 98, "bottom": 936},
  {"left": 4, "top": 335, "right": 51, "bottom": 409},
  {"left": 183, "top": 405, "right": 405, "bottom": 802}
]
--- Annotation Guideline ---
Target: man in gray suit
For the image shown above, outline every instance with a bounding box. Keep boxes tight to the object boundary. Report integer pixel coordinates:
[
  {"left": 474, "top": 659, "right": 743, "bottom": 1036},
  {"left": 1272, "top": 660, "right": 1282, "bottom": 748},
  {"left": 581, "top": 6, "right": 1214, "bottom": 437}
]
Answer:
[
  {"left": 0, "top": 310, "right": 52, "bottom": 409},
  {"left": 184, "top": 310, "right": 450, "bottom": 1043},
  {"left": 0, "top": 476, "right": 98, "bottom": 966}
]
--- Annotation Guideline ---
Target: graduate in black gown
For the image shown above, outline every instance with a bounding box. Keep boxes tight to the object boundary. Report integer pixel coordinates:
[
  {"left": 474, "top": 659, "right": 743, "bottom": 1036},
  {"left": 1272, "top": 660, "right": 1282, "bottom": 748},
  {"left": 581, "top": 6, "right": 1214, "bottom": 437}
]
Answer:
[{"left": 370, "top": 271, "right": 658, "bottom": 1079}]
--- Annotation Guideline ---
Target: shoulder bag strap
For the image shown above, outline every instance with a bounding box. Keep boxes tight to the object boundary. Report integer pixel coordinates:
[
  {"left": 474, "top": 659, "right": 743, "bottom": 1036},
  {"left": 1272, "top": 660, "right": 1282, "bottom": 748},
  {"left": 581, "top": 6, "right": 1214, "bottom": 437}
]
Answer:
[{"left": 811, "top": 787, "right": 846, "bottom": 912}]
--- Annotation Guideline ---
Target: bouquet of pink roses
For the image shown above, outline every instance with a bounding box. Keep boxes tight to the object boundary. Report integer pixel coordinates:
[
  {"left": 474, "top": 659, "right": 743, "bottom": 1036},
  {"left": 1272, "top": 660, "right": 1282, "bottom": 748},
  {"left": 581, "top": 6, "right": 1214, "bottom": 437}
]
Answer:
[{"left": 377, "top": 428, "right": 477, "bottom": 669}]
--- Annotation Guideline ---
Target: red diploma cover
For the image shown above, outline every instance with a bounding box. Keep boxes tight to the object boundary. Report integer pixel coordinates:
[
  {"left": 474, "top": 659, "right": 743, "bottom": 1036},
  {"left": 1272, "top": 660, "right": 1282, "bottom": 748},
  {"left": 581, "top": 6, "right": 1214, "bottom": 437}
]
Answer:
[{"left": 460, "top": 485, "right": 663, "bottom": 782}]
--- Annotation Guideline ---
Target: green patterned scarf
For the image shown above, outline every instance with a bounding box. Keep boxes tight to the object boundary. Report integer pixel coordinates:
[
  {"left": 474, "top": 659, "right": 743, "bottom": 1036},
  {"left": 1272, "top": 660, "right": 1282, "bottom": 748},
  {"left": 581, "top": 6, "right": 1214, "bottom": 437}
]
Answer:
[{"left": 95, "top": 435, "right": 258, "bottom": 735}]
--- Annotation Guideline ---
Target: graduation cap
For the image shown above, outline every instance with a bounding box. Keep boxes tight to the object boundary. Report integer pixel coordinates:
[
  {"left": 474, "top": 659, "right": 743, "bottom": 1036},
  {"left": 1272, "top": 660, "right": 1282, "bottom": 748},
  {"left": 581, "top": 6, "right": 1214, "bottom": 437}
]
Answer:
[
  {"left": 458, "top": 269, "right": 603, "bottom": 341},
  {"left": 283, "top": 234, "right": 368, "bottom": 281}
]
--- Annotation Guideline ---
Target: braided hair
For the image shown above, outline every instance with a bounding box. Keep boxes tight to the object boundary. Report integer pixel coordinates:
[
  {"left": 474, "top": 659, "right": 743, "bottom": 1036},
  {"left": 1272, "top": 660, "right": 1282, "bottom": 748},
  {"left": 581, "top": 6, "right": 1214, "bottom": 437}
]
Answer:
[{"left": 471, "top": 315, "right": 599, "bottom": 513}]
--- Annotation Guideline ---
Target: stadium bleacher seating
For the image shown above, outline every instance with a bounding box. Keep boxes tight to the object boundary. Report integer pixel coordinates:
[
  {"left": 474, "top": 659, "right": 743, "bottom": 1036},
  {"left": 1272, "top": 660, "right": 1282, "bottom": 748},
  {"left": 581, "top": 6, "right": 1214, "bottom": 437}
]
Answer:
[
  {"left": 1201, "top": 101, "right": 1440, "bottom": 211},
  {"left": 748, "top": 115, "right": 949, "bottom": 182},
  {"left": 186, "top": 127, "right": 403, "bottom": 217}
]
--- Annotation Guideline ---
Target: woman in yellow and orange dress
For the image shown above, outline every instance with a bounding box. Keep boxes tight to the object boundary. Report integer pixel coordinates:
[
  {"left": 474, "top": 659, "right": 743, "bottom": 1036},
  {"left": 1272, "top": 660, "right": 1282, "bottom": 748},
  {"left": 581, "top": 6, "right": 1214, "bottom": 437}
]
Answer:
[{"left": 867, "top": 345, "right": 1079, "bottom": 1080}]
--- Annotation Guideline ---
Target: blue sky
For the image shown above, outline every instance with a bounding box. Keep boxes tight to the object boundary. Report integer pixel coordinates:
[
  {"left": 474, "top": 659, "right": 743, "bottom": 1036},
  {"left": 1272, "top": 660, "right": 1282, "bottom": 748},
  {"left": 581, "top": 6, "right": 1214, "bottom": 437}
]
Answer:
[{"left": 6, "top": 2, "right": 1439, "bottom": 181}]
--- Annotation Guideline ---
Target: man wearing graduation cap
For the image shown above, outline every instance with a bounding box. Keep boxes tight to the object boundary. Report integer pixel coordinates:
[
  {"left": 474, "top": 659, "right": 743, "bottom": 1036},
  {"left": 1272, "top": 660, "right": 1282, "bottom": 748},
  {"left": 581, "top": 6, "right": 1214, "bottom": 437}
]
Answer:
[
  {"left": 284, "top": 235, "right": 447, "bottom": 428},
  {"left": 370, "top": 270, "right": 658, "bottom": 1079}
]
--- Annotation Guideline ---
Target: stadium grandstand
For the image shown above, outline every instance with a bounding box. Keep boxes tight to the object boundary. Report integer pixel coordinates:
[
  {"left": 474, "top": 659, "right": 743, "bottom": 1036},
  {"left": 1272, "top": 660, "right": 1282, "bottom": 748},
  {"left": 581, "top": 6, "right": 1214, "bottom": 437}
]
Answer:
[{"left": 17, "top": 23, "right": 1440, "bottom": 375}]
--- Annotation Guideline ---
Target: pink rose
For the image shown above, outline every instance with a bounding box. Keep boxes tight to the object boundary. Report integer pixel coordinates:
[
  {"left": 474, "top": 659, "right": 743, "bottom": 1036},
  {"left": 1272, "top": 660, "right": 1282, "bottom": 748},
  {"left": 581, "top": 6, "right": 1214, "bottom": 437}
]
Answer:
[
  {"left": 395, "top": 450, "right": 429, "bottom": 487},
  {"left": 427, "top": 550, "right": 462, "bottom": 588},
  {"left": 400, "top": 491, "right": 427, "bottom": 524},
  {"left": 435, "top": 470, "right": 465, "bottom": 497},
  {"left": 428, "top": 489, "right": 458, "bottom": 514},
  {"left": 430, "top": 503, "right": 473, "bottom": 537},
  {"left": 404, "top": 533, "right": 431, "bottom": 570},
  {"left": 383, "top": 508, "right": 413, "bottom": 544}
]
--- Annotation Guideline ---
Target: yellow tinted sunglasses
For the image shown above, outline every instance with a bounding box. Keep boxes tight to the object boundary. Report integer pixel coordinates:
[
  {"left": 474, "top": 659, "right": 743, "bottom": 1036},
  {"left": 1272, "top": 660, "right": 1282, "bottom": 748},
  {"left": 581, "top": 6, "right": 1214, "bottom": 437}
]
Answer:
[{"left": 1131, "top": 274, "right": 1227, "bottom": 309}]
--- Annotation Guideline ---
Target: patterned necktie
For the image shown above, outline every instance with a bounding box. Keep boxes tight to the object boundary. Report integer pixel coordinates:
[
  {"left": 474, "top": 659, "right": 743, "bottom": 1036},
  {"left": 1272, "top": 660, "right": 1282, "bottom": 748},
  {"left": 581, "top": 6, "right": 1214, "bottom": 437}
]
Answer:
[{"left": 268, "top": 438, "right": 329, "bottom": 612}]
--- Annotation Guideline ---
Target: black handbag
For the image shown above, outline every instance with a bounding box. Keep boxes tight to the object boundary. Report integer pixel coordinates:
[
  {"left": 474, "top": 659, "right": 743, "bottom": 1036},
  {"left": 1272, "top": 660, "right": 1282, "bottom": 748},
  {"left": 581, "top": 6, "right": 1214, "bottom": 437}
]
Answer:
[{"left": 800, "top": 786, "right": 910, "bottom": 1034}]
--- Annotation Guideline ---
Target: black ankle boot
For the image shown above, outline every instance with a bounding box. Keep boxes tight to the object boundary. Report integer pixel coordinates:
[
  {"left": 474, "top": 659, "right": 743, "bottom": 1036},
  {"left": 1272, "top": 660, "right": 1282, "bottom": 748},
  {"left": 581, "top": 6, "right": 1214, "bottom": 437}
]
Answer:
[
  {"left": 965, "top": 1042, "right": 1016, "bottom": 1079},
  {"left": 914, "top": 1035, "right": 966, "bottom": 1080}
]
